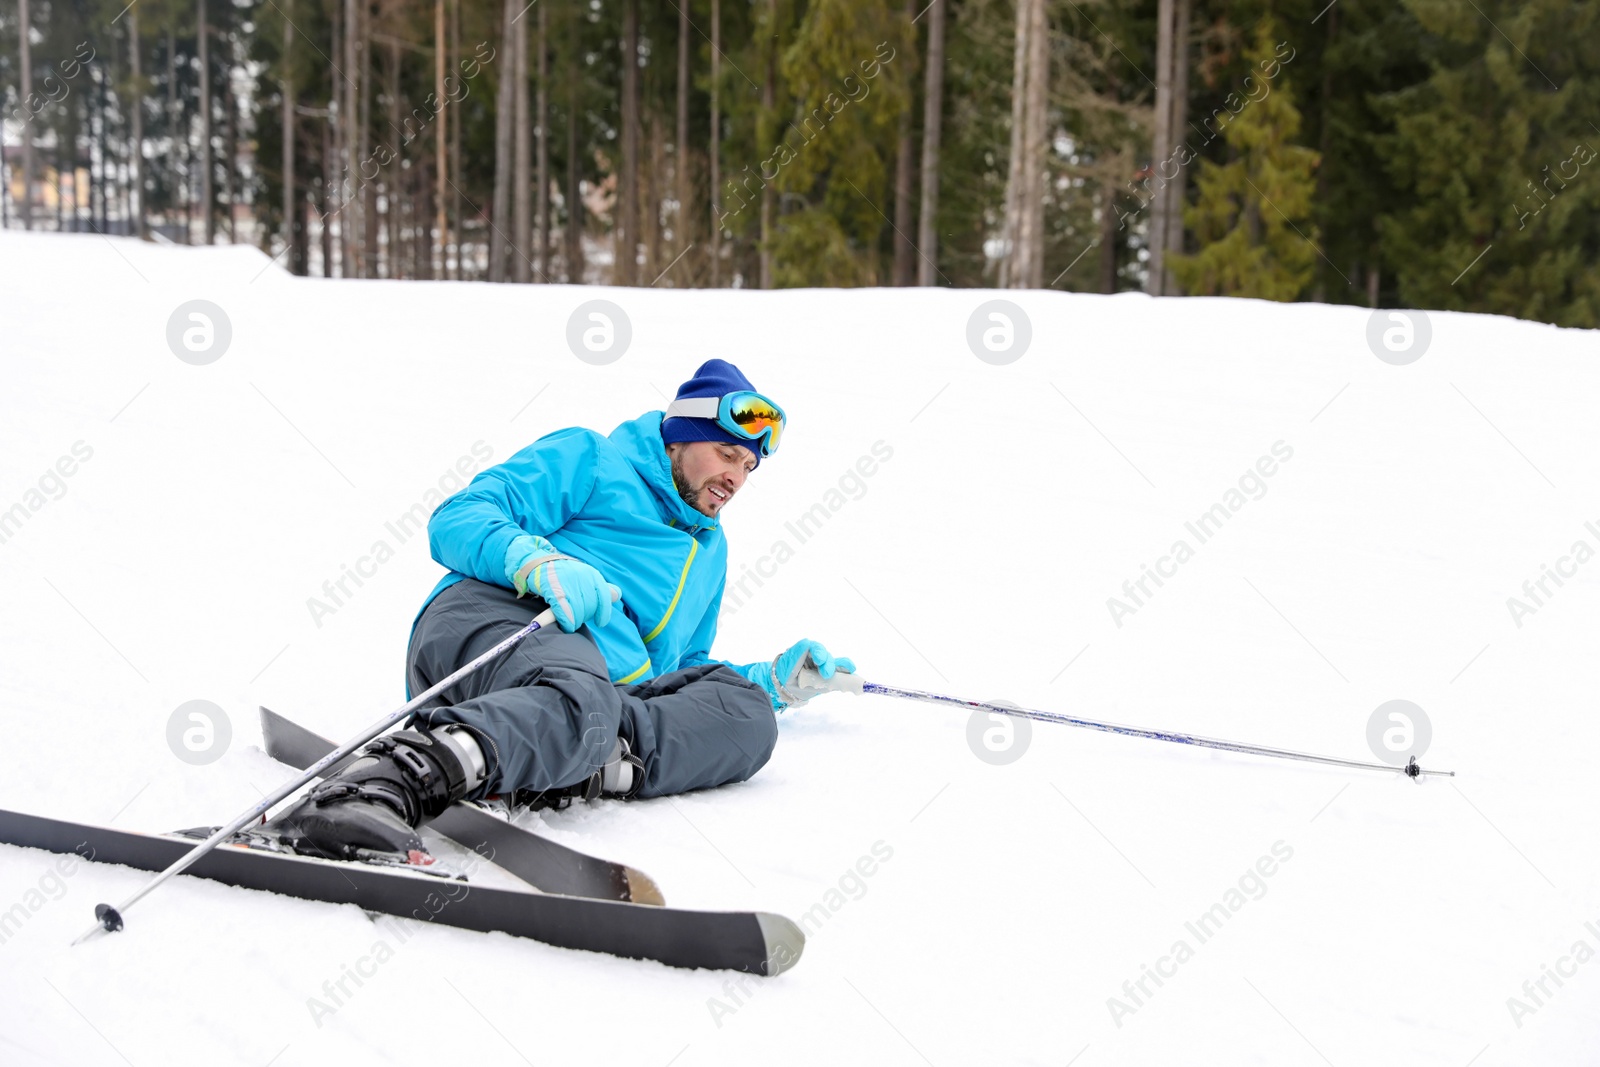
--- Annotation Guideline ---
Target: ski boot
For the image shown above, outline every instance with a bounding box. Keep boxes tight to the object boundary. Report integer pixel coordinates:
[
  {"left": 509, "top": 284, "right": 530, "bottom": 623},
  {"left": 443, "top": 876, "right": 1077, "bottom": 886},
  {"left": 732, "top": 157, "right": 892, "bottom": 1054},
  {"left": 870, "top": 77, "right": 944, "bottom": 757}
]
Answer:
[
  {"left": 263, "top": 727, "right": 486, "bottom": 863},
  {"left": 516, "top": 735, "right": 645, "bottom": 811}
]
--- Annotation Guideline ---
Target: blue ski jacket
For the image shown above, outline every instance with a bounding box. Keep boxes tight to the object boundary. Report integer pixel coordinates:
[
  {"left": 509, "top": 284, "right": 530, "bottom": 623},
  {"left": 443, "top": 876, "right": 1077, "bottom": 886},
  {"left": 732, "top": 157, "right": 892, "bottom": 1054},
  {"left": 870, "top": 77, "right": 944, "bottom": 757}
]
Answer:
[{"left": 415, "top": 411, "right": 727, "bottom": 688}]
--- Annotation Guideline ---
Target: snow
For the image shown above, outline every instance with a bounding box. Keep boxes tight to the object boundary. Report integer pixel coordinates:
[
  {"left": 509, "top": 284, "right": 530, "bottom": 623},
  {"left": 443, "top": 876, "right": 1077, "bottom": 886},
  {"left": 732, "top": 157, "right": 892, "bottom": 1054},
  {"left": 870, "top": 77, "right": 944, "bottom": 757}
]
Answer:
[{"left": 2, "top": 228, "right": 1599, "bottom": 1065}]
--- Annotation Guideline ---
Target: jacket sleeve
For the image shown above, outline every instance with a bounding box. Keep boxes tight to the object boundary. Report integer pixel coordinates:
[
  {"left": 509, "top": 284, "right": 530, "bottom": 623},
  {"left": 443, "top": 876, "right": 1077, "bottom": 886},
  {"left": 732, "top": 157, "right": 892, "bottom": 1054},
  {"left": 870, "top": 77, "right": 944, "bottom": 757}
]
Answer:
[{"left": 427, "top": 429, "right": 601, "bottom": 589}]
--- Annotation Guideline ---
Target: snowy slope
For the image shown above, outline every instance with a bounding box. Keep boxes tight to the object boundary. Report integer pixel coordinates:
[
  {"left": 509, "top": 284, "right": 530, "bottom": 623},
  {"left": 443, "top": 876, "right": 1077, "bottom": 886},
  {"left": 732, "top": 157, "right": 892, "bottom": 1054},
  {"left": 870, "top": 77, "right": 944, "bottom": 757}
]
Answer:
[{"left": 2, "top": 228, "right": 1598, "bottom": 1066}]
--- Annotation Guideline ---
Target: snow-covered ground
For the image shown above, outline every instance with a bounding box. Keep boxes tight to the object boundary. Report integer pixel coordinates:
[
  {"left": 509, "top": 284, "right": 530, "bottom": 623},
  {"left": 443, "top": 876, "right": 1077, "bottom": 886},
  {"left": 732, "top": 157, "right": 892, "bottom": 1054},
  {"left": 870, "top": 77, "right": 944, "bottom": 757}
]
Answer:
[{"left": 2, "top": 228, "right": 1598, "bottom": 1066}]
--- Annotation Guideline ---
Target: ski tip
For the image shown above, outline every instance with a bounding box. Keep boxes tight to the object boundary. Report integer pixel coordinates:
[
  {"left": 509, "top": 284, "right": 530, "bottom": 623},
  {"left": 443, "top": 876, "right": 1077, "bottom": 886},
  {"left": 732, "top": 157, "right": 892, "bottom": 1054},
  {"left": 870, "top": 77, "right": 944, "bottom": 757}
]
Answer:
[
  {"left": 626, "top": 869, "right": 666, "bottom": 907},
  {"left": 755, "top": 913, "right": 806, "bottom": 977}
]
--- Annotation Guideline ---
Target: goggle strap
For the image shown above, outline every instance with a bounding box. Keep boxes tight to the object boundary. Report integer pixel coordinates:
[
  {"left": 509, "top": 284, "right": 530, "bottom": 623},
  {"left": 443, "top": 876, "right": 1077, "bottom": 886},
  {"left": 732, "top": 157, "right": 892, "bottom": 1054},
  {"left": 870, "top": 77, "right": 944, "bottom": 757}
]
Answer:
[{"left": 664, "top": 398, "right": 722, "bottom": 420}]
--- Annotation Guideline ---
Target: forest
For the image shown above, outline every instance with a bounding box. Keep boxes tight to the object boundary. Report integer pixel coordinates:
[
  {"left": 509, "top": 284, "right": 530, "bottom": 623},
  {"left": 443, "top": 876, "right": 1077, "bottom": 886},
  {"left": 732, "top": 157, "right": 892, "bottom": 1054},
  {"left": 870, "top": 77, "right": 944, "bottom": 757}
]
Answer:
[{"left": 2, "top": 0, "right": 1595, "bottom": 326}]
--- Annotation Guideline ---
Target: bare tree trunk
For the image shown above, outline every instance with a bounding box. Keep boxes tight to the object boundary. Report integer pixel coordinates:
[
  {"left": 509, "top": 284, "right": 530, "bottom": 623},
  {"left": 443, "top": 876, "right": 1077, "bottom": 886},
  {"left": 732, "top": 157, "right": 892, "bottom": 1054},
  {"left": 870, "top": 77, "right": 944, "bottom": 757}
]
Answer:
[
  {"left": 225, "top": 57, "right": 238, "bottom": 242},
  {"left": 565, "top": 50, "right": 584, "bottom": 283},
  {"left": 92, "top": 51, "right": 103, "bottom": 230},
  {"left": 345, "top": 0, "right": 362, "bottom": 274},
  {"left": 436, "top": 0, "right": 448, "bottom": 277},
  {"left": 17, "top": 0, "right": 32, "bottom": 227},
  {"left": 402, "top": 154, "right": 414, "bottom": 278},
  {"left": 645, "top": 110, "right": 662, "bottom": 281},
  {"left": 1002, "top": 0, "right": 1047, "bottom": 287},
  {"left": 94, "top": 60, "right": 105, "bottom": 231},
  {"left": 710, "top": 0, "right": 721, "bottom": 286},
  {"left": 1020, "top": 0, "right": 1047, "bottom": 287},
  {"left": 891, "top": 0, "right": 917, "bottom": 287},
  {"left": 361, "top": 7, "right": 376, "bottom": 270},
  {"left": 167, "top": 26, "right": 182, "bottom": 241},
  {"left": 98, "top": 33, "right": 109, "bottom": 230},
  {"left": 328, "top": 0, "right": 341, "bottom": 272},
  {"left": 617, "top": 0, "right": 639, "bottom": 285},
  {"left": 1161, "top": 0, "right": 1190, "bottom": 294},
  {"left": 1148, "top": 0, "right": 1174, "bottom": 294},
  {"left": 118, "top": 61, "right": 130, "bottom": 233},
  {"left": 49, "top": 129, "right": 60, "bottom": 228},
  {"left": 999, "top": 0, "right": 1028, "bottom": 287},
  {"left": 51, "top": 110, "right": 62, "bottom": 227},
  {"left": 416, "top": 157, "right": 434, "bottom": 279},
  {"left": 121, "top": 41, "right": 132, "bottom": 231},
  {"left": 490, "top": 0, "right": 514, "bottom": 281},
  {"left": 535, "top": 0, "right": 549, "bottom": 280},
  {"left": 67, "top": 95, "right": 78, "bottom": 229},
  {"left": 110, "top": 32, "right": 124, "bottom": 232},
  {"left": 758, "top": 0, "right": 775, "bottom": 289},
  {"left": 675, "top": 0, "right": 691, "bottom": 266},
  {"left": 89, "top": 64, "right": 98, "bottom": 229},
  {"left": 281, "top": 3, "right": 295, "bottom": 267},
  {"left": 451, "top": 0, "right": 462, "bottom": 278},
  {"left": 130, "top": 5, "right": 145, "bottom": 237},
  {"left": 198, "top": 0, "right": 212, "bottom": 243},
  {"left": 46, "top": 73, "right": 58, "bottom": 229},
  {"left": 1099, "top": 165, "right": 1119, "bottom": 292},
  {"left": 385, "top": 37, "right": 399, "bottom": 277},
  {"left": 77, "top": 89, "right": 87, "bottom": 230},
  {"left": 292, "top": 125, "right": 309, "bottom": 270},
  {"left": 513, "top": 1, "right": 531, "bottom": 283},
  {"left": 321, "top": 117, "right": 334, "bottom": 273},
  {"left": 916, "top": 0, "right": 945, "bottom": 286}
]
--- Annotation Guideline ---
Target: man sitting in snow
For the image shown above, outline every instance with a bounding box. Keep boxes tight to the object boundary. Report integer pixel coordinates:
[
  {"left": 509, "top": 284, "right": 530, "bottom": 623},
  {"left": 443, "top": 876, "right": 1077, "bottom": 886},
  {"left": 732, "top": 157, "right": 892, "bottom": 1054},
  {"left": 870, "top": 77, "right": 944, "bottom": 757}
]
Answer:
[{"left": 268, "top": 359, "right": 856, "bottom": 859}]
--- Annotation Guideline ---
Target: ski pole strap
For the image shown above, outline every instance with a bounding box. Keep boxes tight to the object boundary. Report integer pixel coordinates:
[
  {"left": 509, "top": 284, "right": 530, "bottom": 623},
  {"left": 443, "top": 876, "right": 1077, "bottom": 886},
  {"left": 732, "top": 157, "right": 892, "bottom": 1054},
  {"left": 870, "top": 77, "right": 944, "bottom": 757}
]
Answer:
[
  {"left": 514, "top": 554, "right": 575, "bottom": 598},
  {"left": 859, "top": 682, "right": 1455, "bottom": 779}
]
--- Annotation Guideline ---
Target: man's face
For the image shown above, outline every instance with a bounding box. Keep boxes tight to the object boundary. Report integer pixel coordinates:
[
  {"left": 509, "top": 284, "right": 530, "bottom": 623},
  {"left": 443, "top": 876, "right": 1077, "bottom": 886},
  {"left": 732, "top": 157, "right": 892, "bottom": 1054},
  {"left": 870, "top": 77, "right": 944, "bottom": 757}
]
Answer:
[{"left": 667, "top": 440, "right": 757, "bottom": 518}]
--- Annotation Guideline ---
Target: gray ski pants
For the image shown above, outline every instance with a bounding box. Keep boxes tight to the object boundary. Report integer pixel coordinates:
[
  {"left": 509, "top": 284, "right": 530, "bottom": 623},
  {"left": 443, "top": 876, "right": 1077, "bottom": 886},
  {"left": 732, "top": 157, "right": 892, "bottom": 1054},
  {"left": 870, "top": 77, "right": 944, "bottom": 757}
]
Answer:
[{"left": 405, "top": 578, "right": 777, "bottom": 800}]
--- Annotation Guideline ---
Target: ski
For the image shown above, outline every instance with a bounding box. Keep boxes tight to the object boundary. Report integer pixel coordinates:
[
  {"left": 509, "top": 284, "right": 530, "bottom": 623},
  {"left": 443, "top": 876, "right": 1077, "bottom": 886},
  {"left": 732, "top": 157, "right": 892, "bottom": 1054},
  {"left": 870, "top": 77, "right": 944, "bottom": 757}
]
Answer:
[
  {"left": 0, "top": 808, "right": 804, "bottom": 974},
  {"left": 259, "top": 706, "right": 663, "bottom": 906}
]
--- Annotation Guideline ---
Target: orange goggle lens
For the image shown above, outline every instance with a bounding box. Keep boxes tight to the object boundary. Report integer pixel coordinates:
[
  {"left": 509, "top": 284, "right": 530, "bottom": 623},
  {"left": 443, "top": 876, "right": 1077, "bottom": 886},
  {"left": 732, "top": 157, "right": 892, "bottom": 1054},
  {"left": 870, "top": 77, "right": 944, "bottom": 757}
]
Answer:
[{"left": 725, "top": 394, "right": 785, "bottom": 455}]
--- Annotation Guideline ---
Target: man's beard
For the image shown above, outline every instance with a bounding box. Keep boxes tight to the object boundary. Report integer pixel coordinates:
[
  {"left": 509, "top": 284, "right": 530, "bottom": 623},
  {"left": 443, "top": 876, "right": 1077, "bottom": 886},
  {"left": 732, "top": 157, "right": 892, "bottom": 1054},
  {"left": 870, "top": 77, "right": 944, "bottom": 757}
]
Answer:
[{"left": 669, "top": 450, "right": 702, "bottom": 511}]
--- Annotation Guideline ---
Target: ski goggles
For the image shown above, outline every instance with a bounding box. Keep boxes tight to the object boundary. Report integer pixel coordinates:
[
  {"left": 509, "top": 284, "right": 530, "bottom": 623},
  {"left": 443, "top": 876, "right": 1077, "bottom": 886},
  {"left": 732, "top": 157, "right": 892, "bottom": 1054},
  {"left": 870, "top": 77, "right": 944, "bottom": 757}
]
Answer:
[{"left": 664, "top": 391, "right": 786, "bottom": 457}]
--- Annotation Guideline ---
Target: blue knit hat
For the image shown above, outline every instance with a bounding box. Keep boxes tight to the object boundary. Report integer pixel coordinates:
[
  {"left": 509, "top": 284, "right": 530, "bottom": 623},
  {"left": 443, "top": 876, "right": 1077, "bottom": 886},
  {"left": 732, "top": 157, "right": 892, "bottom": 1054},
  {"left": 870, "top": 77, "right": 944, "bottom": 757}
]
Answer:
[{"left": 660, "top": 359, "right": 769, "bottom": 466}]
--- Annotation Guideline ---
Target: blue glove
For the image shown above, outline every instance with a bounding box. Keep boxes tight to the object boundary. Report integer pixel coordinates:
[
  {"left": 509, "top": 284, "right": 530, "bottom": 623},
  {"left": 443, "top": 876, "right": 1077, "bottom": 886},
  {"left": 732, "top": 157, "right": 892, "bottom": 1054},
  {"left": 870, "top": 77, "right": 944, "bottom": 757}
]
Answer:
[
  {"left": 731, "top": 639, "right": 857, "bottom": 712},
  {"left": 504, "top": 535, "right": 619, "bottom": 633}
]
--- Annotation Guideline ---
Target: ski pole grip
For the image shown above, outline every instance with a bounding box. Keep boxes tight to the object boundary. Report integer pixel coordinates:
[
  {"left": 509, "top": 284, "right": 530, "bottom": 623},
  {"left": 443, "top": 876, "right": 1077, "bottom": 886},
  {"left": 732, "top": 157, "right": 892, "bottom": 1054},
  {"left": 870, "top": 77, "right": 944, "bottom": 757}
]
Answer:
[
  {"left": 794, "top": 661, "right": 864, "bottom": 697},
  {"left": 832, "top": 669, "right": 864, "bottom": 695}
]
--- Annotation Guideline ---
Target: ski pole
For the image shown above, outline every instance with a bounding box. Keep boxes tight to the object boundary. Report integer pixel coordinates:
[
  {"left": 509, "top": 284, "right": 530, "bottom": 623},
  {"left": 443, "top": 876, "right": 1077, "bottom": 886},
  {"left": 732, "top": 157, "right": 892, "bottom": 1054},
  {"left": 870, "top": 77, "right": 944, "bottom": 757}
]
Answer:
[
  {"left": 72, "top": 606, "right": 560, "bottom": 945},
  {"left": 801, "top": 669, "right": 1454, "bottom": 779}
]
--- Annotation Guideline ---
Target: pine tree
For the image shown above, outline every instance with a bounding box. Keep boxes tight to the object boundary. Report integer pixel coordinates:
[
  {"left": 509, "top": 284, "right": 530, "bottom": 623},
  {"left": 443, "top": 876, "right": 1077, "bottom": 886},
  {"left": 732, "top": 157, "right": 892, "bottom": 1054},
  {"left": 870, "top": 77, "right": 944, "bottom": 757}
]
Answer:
[
  {"left": 1375, "top": 0, "right": 1600, "bottom": 326},
  {"left": 764, "top": 0, "right": 912, "bottom": 288},
  {"left": 1299, "top": 0, "right": 1432, "bottom": 305},
  {"left": 1169, "top": 19, "right": 1320, "bottom": 300}
]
